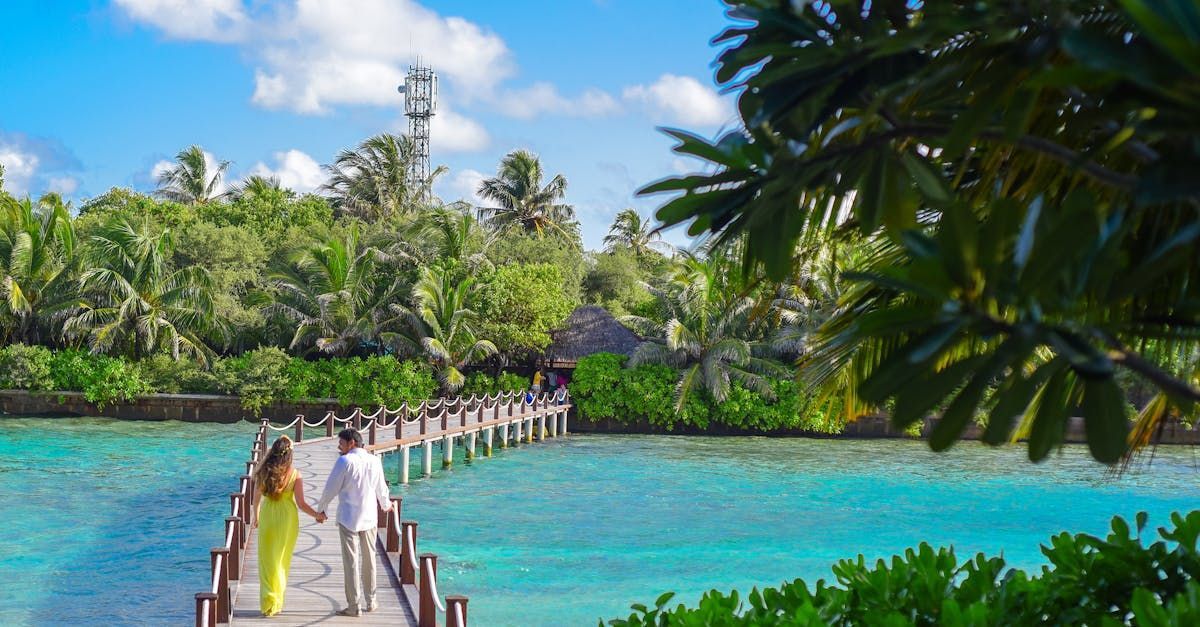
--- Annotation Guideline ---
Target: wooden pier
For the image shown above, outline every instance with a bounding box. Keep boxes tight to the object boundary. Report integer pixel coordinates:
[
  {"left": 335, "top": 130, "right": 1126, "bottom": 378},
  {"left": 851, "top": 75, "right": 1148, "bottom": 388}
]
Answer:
[{"left": 194, "top": 391, "right": 571, "bottom": 626}]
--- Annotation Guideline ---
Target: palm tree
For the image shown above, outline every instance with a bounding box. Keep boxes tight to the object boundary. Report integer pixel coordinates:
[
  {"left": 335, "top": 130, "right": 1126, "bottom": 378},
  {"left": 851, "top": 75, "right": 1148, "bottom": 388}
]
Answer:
[
  {"left": 397, "top": 204, "right": 496, "bottom": 274},
  {"left": 64, "top": 219, "right": 220, "bottom": 362},
  {"left": 155, "top": 145, "right": 231, "bottom": 204},
  {"left": 230, "top": 174, "right": 288, "bottom": 201},
  {"left": 476, "top": 150, "right": 577, "bottom": 238},
  {"left": 385, "top": 266, "right": 497, "bottom": 393},
  {"left": 603, "top": 208, "right": 670, "bottom": 257},
  {"left": 0, "top": 193, "right": 81, "bottom": 345},
  {"left": 260, "top": 227, "right": 401, "bottom": 356},
  {"left": 322, "top": 133, "right": 443, "bottom": 220},
  {"left": 623, "top": 250, "right": 786, "bottom": 411}
]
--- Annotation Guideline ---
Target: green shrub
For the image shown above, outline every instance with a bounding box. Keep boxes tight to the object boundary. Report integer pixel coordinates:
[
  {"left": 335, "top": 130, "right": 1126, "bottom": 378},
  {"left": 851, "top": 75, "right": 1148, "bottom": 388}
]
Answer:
[
  {"left": 48, "top": 349, "right": 151, "bottom": 407},
  {"left": 0, "top": 344, "right": 54, "bottom": 390},
  {"left": 570, "top": 353, "right": 840, "bottom": 432},
  {"left": 461, "top": 371, "right": 528, "bottom": 397},
  {"left": 333, "top": 356, "right": 436, "bottom": 408},
  {"left": 607, "top": 511, "right": 1200, "bottom": 626},
  {"left": 135, "top": 354, "right": 218, "bottom": 394},
  {"left": 213, "top": 347, "right": 291, "bottom": 414}
]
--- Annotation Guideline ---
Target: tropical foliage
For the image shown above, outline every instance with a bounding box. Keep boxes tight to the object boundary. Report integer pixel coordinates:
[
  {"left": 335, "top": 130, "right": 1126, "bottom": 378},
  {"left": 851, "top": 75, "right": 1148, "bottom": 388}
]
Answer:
[
  {"left": 608, "top": 511, "right": 1200, "bottom": 626},
  {"left": 477, "top": 149, "right": 578, "bottom": 239},
  {"left": 155, "top": 145, "right": 230, "bottom": 205},
  {"left": 603, "top": 208, "right": 670, "bottom": 258},
  {"left": 641, "top": 0, "right": 1200, "bottom": 462},
  {"left": 322, "top": 133, "right": 441, "bottom": 220},
  {"left": 0, "top": 193, "right": 78, "bottom": 345}
]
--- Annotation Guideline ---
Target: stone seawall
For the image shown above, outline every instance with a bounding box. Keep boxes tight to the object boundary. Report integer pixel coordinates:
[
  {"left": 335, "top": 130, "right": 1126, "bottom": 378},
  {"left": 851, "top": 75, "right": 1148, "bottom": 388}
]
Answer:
[
  {"left": 4, "top": 390, "right": 1199, "bottom": 446},
  {"left": 0, "top": 390, "right": 347, "bottom": 424},
  {"left": 569, "top": 412, "right": 1200, "bottom": 445}
]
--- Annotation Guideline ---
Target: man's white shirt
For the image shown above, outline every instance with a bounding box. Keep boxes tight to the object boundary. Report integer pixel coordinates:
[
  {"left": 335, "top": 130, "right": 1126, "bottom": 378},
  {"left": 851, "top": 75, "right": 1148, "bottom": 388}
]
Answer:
[{"left": 317, "top": 447, "right": 390, "bottom": 532}]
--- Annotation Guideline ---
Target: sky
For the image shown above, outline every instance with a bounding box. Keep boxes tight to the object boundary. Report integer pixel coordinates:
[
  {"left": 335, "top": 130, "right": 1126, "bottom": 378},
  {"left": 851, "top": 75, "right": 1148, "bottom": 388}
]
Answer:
[{"left": 0, "top": 0, "right": 737, "bottom": 249}]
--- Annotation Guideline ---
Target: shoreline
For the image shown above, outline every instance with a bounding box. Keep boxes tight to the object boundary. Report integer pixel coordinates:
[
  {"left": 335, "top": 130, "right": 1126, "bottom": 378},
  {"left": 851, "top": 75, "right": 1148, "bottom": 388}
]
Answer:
[{"left": 3, "top": 389, "right": 1198, "bottom": 445}]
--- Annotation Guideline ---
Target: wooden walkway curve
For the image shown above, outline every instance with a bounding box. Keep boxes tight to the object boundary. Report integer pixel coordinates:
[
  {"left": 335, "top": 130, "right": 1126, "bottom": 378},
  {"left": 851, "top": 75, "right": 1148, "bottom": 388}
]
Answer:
[
  {"left": 194, "top": 391, "right": 572, "bottom": 627},
  {"left": 232, "top": 436, "right": 416, "bottom": 625}
]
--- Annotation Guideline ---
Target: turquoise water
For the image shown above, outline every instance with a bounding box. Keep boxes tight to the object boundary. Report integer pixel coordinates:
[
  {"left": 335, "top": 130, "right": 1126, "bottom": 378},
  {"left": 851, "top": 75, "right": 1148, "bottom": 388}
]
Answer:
[
  {"left": 0, "top": 417, "right": 254, "bottom": 626},
  {"left": 392, "top": 435, "right": 1200, "bottom": 626},
  {"left": 2, "top": 420, "right": 1198, "bottom": 626}
]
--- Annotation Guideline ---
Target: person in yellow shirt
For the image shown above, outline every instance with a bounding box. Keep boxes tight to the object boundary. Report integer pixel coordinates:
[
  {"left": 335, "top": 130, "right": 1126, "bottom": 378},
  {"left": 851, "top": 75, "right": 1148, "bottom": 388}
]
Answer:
[{"left": 532, "top": 370, "right": 543, "bottom": 393}]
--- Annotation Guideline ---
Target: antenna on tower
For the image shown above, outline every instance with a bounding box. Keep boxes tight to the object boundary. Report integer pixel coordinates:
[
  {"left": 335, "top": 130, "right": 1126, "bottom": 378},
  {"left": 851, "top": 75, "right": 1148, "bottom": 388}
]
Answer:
[{"left": 397, "top": 60, "right": 437, "bottom": 202}]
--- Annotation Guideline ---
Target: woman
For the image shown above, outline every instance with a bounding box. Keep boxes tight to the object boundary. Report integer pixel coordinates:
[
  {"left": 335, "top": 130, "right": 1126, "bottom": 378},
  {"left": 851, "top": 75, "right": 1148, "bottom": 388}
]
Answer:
[{"left": 254, "top": 435, "right": 321, "bottom": 617}]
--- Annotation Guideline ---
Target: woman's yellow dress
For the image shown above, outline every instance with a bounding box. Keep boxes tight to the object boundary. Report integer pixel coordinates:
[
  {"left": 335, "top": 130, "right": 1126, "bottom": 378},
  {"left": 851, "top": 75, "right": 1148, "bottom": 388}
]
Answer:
[{"left": 257, "top": 470, "right": 299, "bottom": 616}]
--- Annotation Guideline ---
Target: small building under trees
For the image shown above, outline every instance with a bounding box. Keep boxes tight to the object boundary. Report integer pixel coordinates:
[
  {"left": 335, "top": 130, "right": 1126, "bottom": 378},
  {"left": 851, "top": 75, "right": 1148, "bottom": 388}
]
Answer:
[{"left": 540, "top": 306, "right": 640, "bottom": 369}]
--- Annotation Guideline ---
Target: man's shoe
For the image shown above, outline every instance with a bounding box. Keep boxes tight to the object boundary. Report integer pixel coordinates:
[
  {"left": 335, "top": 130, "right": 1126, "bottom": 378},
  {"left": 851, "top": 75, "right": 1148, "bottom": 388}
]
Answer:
[
  {"left": 364, "top": 602, "right": 379, "bottom": 612},
  {"left": 336, "top": 607, "right": 361, "bottom": 617}
]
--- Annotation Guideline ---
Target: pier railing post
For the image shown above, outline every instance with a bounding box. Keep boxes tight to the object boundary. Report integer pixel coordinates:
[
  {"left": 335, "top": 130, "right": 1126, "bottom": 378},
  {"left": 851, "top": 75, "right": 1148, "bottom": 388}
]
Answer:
[
  {"left": 294, "top": 414, "right": 304, "bottom": 442},
  {"left": 211, "top": 547, "right": 230, "bottom": 622},
  {"left": 419, "top": 553, "right": 439, "bottom": 627},
  {"left": 387, "top": 497, "right": 402, "bottom": 552},
  {"left": 230, "top": 494, "right": 244, "bottom": 545},
  {"left": 195, "top": 592, "right": 217, "bottom": 627},
  {"left": 326, "top": 411, "right": 335, "bottom": 438},
  {"left": 240, "top": 476, "right": 253, "bottom": 522},
  {"left": 225, "top": 517, "right": 242, "bottom": 580},
  {"left": 369, "top": 417, "right": 377, "bottom": 445},
  {"left": 352, "top": 407, "right": 362, "bottom": 431},
  {"left": 446, "top": 595, "right": 469, "bottom": 627},
  {"left": 401, "top": 521, "right": 418, "bottom": 584}
]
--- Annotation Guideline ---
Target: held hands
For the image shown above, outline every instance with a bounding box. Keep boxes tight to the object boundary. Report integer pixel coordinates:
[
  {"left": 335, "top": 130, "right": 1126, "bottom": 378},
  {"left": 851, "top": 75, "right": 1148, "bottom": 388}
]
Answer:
[{"left": 315, "top": 512, "right": 327, "bottom": 524}]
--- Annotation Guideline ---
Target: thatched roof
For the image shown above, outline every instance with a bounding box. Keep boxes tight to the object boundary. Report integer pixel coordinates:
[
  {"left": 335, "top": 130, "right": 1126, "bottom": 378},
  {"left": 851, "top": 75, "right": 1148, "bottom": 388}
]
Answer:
[{"left": 542, "top": 306, "right": 641, "bottom": 366}]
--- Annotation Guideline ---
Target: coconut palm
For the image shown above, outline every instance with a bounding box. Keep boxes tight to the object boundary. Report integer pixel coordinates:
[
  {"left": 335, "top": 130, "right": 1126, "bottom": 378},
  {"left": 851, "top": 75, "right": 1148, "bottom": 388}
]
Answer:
[
  {"left": 64, "top": 219, "right": 219, "bottom": 362},
  {"left": 476, "top": 150, "right": 577, "bottom": 238},
  {"left": 623, "top": 250, "right": 786, "bottom": 411},
  {"left": 155, "top": 145, "right": 230, "bottom": 204},
  {"left": 322, "top": 133, "right": 443, "bottom": 220},
  {"left": 260, "top": 227, "right": 401, "bottom": 356},
  {"left": 603, "top": 208, "right": 670, "bottom": 257},
  {"left": 230, "top": 174, "right": 288, "bottom": 201},
  {"left": 385, "top": 266, "right": 496, "bottom": 393},
  {"left": 0, "top": 193, "right": 81, "bottom": 345}
]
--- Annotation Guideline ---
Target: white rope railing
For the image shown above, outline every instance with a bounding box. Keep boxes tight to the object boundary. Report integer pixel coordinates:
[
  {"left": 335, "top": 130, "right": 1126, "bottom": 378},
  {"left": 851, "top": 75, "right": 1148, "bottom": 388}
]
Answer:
[
  {"left": 422, "top": 558, "right": 447, "bottom": 612},
  {"left": 302, "top": 417, "right": 326, "bottom": 428},
  {"left": 454, "top": 602, "right": 466, "bottom": 627},
  {"left": 265, "top": 416, "right": 302, "bottom": 430},
  {"left": 405, "top": 525, "right": 419, "bottom": 572},
  {"left": 210, "top": 555, "right": 223, "bottom": 594}
]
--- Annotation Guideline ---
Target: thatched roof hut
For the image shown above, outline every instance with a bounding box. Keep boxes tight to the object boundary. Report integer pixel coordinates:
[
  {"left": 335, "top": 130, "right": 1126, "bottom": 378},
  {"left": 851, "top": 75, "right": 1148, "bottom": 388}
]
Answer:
[{"left": 541, "top": 306, "right": 642, "bottom": 368}]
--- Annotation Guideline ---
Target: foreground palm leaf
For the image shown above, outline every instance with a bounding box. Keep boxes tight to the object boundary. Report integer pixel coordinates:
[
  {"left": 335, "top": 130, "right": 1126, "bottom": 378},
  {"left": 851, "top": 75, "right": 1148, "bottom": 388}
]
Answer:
[{"left": 641, "top": 1, "right": 1200, "bottom": 462}]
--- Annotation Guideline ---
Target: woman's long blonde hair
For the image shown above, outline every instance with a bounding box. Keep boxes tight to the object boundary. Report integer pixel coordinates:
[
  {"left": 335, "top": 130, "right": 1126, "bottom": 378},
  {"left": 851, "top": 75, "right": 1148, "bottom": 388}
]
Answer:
[{"left": 255, "top": 435, "right": 294, "bottom": 500}]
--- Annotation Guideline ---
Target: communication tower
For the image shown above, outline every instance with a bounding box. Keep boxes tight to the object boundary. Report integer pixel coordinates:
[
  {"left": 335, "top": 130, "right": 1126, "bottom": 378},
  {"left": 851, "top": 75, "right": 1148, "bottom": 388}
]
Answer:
[{"left": 397, "top": 62, "right": 437, "bottom": 195}]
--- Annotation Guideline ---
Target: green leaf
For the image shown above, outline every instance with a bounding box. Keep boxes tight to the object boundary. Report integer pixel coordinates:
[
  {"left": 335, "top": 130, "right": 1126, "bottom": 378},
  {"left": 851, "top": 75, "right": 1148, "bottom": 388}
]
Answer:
[
  {"left": 984, "top": 358, "right": 1064, "bottom": 446},
  {"left": 892, "top": 355, "right": 986, "bottom": 430},
  {"left": 900, "top": 152, "right": 952, "bottom": 205},
  {"left": 931, "top": 339, "right": 1029, "bottom": 451},
  {"left": 1029, "top": 368, "right": 1076, "bottom": 461},
  {"left": 1080, "top": 377, "right": 1130, "bottom": 464},
  {"left": 857, "top": 154, "right": 887, "bottom": 234}
]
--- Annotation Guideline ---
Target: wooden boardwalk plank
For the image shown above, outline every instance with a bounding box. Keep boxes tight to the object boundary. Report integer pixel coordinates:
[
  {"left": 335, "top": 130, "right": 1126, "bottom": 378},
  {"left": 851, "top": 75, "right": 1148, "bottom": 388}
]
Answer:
[{"left": 231, "top": 437, "right": 416, "bottom": 626}]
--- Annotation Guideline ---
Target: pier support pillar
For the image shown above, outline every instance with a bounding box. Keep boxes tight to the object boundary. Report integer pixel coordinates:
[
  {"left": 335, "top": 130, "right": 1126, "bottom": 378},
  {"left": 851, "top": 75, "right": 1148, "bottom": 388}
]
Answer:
[
  {"left": 513, "top": 420, "right": 521, "bottom": 444},
  {"left": 525, "top": 417, "right": 534, "bottom": 443},
  {"left": 549, "top": 411, "right": 558, "bottom": 437},
  {"left": 560, "top": 410, "right": 568, "bottom": 435},
  {"left": 442, "top": 435, "right": 453, "bottom": 468},
  {"left": 422, "top": 441, "right": 433, "bottom": 478},
  {"left": 401, "top": 446, "right": 410, "bottom": 484},
  {"left": 484, "top": 426, "right": 494, "bottom": 457},
  {"left": 467, "top": 432, "right": 477, "bottom": 460}
]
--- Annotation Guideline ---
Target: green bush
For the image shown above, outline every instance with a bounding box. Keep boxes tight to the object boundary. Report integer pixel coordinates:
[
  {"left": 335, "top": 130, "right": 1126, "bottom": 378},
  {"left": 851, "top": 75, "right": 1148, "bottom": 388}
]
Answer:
[
  {"left": 461, "top": 371, "right": 529, "bottom": 397},
  {"left": 213, "top": 347, "right": 291, "bottom": 414},
  {"left": 332, "top": 356, "right": 436, "bottom": 408},
  {"left": 48, "top": 349, "right": 151, "bottom": 407},
  {"left": 570, "top": 353, "right": 843, "bottom": 432},
  {"left": 607, "top": 511, "right": 1200, "bottom": 626},
  {"left": 0, "top": 344, "right": 54, "bottom": 390},
  {"left": 136, "top": 354, "right": 218, "bottom": 394}
]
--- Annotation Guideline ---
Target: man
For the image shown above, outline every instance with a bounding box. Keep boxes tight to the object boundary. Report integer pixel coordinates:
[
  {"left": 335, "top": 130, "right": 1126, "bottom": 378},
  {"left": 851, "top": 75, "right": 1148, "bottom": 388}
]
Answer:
[{"left": 316, "top": 428, "right": 391, "bottom": 617}]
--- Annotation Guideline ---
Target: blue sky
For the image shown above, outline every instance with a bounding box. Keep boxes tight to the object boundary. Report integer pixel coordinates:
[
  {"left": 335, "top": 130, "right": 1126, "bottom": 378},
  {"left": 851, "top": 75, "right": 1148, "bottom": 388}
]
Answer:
[{"left": 0, "top": 0, "right": 735, "bottom": 249}]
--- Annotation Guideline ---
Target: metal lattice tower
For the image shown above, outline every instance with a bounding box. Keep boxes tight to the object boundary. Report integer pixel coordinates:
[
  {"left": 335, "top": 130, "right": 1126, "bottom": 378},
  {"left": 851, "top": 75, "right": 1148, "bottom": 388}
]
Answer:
[{"left": 397, "top": 63, "right": 437, "bottom": 194}]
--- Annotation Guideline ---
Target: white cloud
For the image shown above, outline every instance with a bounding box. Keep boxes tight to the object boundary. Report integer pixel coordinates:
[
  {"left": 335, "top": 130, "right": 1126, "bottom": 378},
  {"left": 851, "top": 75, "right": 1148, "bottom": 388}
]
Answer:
[
  {"left": 436, "top": 168, "right": 488, "bottom": 206},
  {"left": 429, "top": 108, "right": 490, "bottom": 153},
  {"left": 623, "top": 74, "right": 732, "bottom": 127},
  {"left": 114, "top": 0, "right": 248, "bottom": 43},
  {"left": 247, "top": 149, "right": 326, "bottom": 193},
  {"left": 0, "top": 145, "right": 40, "bottom": 195},
  {"left": 495, "top": 83, "right": 620, "bottom": 119},
  {"left": 47, "top": 176, "right": 79, "bottom": 195}
]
